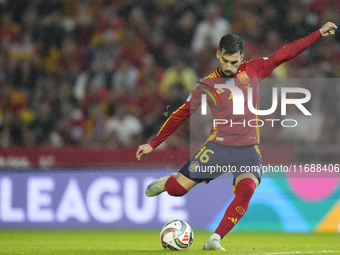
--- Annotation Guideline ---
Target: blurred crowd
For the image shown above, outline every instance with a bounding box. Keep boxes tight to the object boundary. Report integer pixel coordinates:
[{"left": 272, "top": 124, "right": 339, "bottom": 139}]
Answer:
[{"left": 0, "top": 0, "right": 340, "bottom": 148}]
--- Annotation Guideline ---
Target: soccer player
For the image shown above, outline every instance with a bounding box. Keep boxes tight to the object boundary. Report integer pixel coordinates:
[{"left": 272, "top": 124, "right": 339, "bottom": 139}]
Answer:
[{"left": 136, "top": 22, "right": 337, "bottom": 250}]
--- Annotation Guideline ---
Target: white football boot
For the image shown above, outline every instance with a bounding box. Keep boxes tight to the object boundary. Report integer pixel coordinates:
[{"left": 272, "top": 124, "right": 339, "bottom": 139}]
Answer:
[
  {"left": 203, "top": 234, "right": 226, "bottom": 251},
  {"left": 145, "top": 173, "right": 176, "bottom": 197}
]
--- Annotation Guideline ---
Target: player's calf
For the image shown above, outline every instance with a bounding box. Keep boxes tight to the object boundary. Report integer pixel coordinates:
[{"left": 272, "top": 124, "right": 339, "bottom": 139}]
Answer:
[
  {"left": 145, "top": 173, "right": 191, "bottom": 197},
  {"left": 164, "top": 175, "right": 188, "bottom": 196},
  {"left": 214, "top": 178, "right": 256, "bottom": 239}
]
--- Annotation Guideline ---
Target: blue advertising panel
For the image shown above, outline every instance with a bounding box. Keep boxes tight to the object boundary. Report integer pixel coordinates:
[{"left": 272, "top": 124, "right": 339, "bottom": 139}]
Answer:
[
  {"left": 0, "top": 170, "right": 233, "bottom": 229},
  {"left": 1, "top": 170, "right": 339, "bottom": 233}
]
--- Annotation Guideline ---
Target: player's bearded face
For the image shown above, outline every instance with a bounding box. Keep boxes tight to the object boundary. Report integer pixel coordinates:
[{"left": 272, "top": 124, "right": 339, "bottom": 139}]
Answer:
[{"left": 216, "top": 50, "right": 244, "bottom": 78}]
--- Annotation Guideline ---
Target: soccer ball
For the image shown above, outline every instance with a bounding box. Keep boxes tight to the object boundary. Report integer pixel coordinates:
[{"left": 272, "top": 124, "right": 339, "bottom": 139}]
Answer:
[{"left": 160, "top": 219, "right": 194, "bottom": 250}]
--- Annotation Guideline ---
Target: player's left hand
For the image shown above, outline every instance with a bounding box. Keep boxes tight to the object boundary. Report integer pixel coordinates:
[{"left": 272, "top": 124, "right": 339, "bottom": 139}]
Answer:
[
  {"left": 319, "top": 22, "right": 337, "bottom": 37},
  {"left": 136, "top": 144, "right": 153, "bottom": 160}
]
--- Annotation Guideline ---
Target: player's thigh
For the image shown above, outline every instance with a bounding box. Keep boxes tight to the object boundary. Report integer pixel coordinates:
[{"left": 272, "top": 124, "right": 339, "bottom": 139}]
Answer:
[
  {"left": 179, "top": 141, "right": 228, "bottom": 185},
  {"left": 235, "top": 172, "right": 259, "bottom": 187},
  {"left": 176, "top": 172, "right": 199, "bottom": 191},
  {"left": 232, "top": 145, "right": 262, "bottom": 188}
]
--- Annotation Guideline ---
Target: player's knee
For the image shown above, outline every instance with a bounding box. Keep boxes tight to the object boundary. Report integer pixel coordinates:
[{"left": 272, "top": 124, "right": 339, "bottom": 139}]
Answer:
[
  {"left": 165, "top": 175, "right": 188, "bottom": 196},
  {"left": 236, "top": 178, "right": 256, "bottom": 200}
]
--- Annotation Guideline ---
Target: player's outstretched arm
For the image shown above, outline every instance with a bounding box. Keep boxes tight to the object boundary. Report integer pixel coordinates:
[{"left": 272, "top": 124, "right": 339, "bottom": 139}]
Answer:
[
  {"left": 252, "top": 21, "right": 337, "bottom": 79},
  {"left": 135, "top": 88, "right": 201, "bottom": 160},
  {"left": 319, "top": 22, "right": 337, "bottom": 37},
  {"left": 136, "top": 144, "right": 153, "bottom": 160}
]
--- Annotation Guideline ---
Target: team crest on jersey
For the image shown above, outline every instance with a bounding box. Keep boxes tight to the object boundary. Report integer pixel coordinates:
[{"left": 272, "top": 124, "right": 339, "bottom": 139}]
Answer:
[
  {"left": 237, "top": 71, "right": 250, "bottom": 84},
  {"left": 236, "top": 206, "right": 245, "bottom": 215},
  {"left": 188, "top": 161, "right": 199, "bottom": 172}
]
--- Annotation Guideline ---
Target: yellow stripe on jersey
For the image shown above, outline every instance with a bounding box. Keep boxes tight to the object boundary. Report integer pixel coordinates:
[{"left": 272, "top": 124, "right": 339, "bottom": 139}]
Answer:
[
  {"left": 215, "top": 69, "right": 222, "bottom": 78},
  {"left": 202, "top": 127, "right": 218, "bottom": 146},
  {"left": 156, "top": 103, "right": 186, "bottom": 136},
  {"left": 203, "top": 75, "right": 215, "bottom": 79},
  {"left": 201, "top": 68, "right": 222, "bottom": 81},
  {"left": 203, "top": 71, "right": 218, "bottom": 79}
]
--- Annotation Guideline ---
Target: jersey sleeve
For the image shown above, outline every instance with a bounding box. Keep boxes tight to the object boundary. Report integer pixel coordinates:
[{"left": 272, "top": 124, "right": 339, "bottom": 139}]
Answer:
[
  {"left": 248, "top": 30, "right": 322, "bottom": 80},
  {"left": 149, "top": 85, "right": 203, "bottom": 149}
]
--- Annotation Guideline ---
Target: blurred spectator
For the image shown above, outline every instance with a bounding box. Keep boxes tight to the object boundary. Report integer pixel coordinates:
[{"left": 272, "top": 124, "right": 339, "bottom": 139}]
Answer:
[
  {"left": 29, "top": 103, "right": 55, "bottom": 145},
  {"left": 0, "top": 11, "right": 19, "bottom": 42},
  {"left": 37, "top": 11, "right": 66, "bottom": 56},
  {"left": 105, "top": 129, "right": 121, "bottom": 148},
  {"left": 13, "top": 59, "right": 39, "bottom": 91},
  {"left": 105, "top": 104, "right": 143, "bottom": 146},
  {"left": 160, "top": 58, "right": 197, "bottom": 96},
  {"left": 309, "top": 0, "right": 340, "bottom": 24},
  {"left": 166, "top": 10, "right": 196, "bottom": 49},
  {"left": 281, "top": 7, "right": 309, "bottom": 42},
  {"left": 52, "top": 102, "right": 84, "bottom": 146},
  {"left": 261, "top": 4, "right": 283, "bottom": 32},
  {"left": 114, "top": 29, "right": 147, "bottom": 68},
  {"left": 132, "top": 54, "right": 164, "bottom": 119},
  {"left": 192, "top": 3, "right": 231, "bottom": 53},
  {"left": 112, "top": 59, "right": 139, "bottom": 92},
  {"left": 0, "top": 0, "right": 338, "bottom": 148},
  {"left": 147, "top": 29, "right": 168, "bottom": 68},
  {"left": 0, "top": 110, "right": 24, "bottom": 146},
  {"left": 83, "top": 103, "right": 105, "bottom": 145}
]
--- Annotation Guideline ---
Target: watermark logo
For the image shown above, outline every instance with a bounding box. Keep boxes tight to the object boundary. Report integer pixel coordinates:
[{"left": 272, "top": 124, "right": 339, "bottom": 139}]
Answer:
[
  {"left": 197, "top": 82, "right": 222, "bottom": 115},
  {"left": 197, "top": 82, "right": 222, "bottom": 106},
  {"left": 201, "top": 81, "right": 311, "bottom": 116}
]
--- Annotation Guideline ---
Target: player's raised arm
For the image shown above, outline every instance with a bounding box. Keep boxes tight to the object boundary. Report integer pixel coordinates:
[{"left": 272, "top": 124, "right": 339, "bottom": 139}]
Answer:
[
  {"left": 135, "top": 100, "right": 191, "bottom": 161},
  {"left": 135, "top": 86, "right": 204, "bottom": 161},
  {"left": 319, "top": 22, "right": 337, "bottom": 37},
  {"left": 250, "top": 21, "right": 337, "bottom": 79}
]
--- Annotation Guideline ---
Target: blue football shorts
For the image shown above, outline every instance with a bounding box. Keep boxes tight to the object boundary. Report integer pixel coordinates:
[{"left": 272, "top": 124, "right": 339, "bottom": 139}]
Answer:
[{"left": 179, "top": 141, "right": 263, "bottom": 187}]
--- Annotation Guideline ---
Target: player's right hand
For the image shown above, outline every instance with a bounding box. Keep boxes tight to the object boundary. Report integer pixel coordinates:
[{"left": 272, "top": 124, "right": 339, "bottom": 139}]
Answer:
[
  {"left": 319, "top": 22, "right": 337, "bottom": 37},
  {"left": 136, "top": 144, "right": 153, "bottom": 160}
]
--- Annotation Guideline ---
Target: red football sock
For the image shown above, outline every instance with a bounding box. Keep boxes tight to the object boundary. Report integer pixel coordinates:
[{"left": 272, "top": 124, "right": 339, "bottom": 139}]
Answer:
[
  {"left": 165, "top": 175, "right": 188, "bottom": 196},
  {"left": 214, "top": 178, "right": 256, "bottom": 239}
]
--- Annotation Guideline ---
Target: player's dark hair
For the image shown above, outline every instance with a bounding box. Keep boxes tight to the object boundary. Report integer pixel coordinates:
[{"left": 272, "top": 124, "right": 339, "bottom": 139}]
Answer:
[{"left": 219, "top": 34, "right": 245, "bottom": 55}]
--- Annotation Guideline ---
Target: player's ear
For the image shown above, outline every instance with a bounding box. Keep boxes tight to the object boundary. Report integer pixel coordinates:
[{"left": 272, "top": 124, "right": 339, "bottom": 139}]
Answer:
[
  {"left": 240, "top": 54, "right": 244, "bottom": 62},
  {"left": 216, "top": 50, "right": 220, "bottom": 59}
]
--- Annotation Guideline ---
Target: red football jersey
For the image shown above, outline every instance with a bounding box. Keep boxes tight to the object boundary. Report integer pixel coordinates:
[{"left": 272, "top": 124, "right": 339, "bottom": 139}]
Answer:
[{"left": 150, "top": 30, "right": 322, "bottom": 149}]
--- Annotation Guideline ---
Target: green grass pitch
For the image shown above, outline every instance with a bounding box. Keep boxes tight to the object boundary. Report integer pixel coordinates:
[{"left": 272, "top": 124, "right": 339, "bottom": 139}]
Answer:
[{"left": 0, "top": 230, "right": 339, "bottom": 254}]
